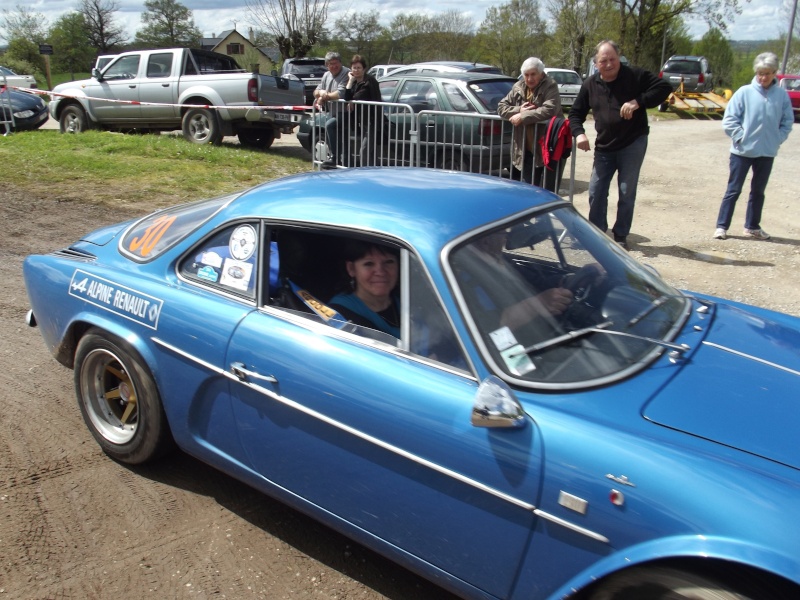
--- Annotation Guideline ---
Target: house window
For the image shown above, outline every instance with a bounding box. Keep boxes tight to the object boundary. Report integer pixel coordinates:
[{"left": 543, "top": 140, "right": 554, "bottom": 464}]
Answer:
[{"left": 227, "top": 43, "right": 245, "bottom": 55}]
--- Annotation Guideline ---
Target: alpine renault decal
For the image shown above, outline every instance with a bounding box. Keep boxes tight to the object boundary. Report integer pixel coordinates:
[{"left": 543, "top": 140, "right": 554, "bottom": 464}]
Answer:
[{"left": 69, "top": 269, "right": 164, "bottom": 330}]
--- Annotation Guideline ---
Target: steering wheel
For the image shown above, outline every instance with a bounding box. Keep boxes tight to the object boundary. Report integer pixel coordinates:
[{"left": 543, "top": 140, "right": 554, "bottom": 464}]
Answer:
[{"left": 560, "top": 264, "right": 607, "bottom": 327}]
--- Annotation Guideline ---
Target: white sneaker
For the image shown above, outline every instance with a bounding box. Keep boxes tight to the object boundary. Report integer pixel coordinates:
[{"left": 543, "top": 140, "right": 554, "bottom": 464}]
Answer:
[
  {"left": 743, "top": 228, "right": 770, "bottom": 240},
  {"left": 713, "top": 228, "right": 727, "bottom": 240}
]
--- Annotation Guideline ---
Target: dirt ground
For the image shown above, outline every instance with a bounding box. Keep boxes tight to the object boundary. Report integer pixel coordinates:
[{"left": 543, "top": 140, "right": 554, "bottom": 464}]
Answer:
[{"left": 1, "top": 116, "right": 799, "bottom": 600}]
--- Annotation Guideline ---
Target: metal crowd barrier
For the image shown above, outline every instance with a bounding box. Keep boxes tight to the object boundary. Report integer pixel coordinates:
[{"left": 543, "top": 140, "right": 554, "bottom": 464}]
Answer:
[
  {"left": 308, "top": 99, "right": 577, "bottom": 200},
  {"left": 1, "top": 75, "right": 15, "bottom": 135}
]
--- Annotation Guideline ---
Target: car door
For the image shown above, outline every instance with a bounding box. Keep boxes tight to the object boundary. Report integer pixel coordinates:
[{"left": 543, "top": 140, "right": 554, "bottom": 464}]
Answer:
[
  {"left": 137, "top": 52, "right": 179, "bottom": 122},
  {"left": 85, "top": 54, "right": 143, "bottom": 121},
  {"left": 225, "top": 232, "right": 544, "bottom": 599}
]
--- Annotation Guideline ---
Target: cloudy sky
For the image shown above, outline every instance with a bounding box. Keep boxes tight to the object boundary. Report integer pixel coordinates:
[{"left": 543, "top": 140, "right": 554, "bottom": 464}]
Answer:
[{"left": 20, "top": 0, "right": 797, "bottom": 44}]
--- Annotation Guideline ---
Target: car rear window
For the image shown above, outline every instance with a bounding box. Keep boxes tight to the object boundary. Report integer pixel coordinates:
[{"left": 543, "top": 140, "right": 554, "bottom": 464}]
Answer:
[
  {"left": 469, "top": 79, "right": 515, "bottom": 112},
  {"left": 665, "top": 61, "right": 701, "bottom": 74},
  {"left": 120, "top": 193, "right": 237, "bottom": 261}
]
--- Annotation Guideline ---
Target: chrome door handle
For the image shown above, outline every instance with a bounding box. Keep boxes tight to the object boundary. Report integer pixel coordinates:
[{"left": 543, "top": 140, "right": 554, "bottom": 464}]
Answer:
[{"left": 230, "top": 361, "right": 278, "bottom": 384}]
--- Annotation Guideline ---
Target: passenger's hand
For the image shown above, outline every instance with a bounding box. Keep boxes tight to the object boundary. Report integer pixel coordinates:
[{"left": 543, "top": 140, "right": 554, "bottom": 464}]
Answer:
[{"left": 576, "top": 134, "right": 590, "bottom": 152}]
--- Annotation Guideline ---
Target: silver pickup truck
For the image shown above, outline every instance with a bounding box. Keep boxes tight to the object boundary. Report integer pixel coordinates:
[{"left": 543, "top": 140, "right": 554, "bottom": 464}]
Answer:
[{"left": 49, "top": 48, "right": 305, "bottom": 149}]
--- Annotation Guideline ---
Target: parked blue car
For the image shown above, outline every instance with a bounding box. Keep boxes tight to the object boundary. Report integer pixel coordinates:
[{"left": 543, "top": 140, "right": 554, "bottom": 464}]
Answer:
[{"left": 23, "top": 169, "right": 800, "bottom": 600}]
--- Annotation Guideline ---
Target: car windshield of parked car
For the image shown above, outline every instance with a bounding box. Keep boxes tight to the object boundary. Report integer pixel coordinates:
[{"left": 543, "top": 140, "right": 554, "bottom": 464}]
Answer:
[
  {"left": 468, "top": 79, "right": 515, "bottom": 112},
  {"left": 449, "top": 206, "right": 689, "bottom": 387}
]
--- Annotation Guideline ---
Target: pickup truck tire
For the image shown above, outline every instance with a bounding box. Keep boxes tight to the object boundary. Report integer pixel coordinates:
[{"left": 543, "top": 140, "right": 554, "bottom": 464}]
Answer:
[
  {"left": 182, "top": 107, "right": 222, "bottom": 145},
  {"left": 237, "top": 129, "right": 275, "bottom": 150},
  {"left": 60, "top": 105, "right": 92, "bottom": 134}
]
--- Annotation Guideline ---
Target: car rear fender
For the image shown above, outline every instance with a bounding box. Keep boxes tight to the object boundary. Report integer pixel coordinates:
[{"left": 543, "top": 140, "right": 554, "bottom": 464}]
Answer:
[
  {"left": 538, "top": 535, "right": 799, "bottom": 599},
  {"left": 177, "top": 85, "right": 229, "bottom": 120}
]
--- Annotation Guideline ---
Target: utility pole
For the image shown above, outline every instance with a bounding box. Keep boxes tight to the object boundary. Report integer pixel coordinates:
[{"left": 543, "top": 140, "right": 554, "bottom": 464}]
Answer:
[{"left": 781, "top": 0, "right": 798, "bottom": 74}]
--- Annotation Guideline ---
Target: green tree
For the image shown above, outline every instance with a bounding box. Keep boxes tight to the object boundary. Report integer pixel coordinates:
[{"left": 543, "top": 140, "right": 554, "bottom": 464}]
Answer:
[
  {"left": 692, "top": 27, "right": 734, "bottom": 87},
  {"left": 245, "top": 0, "right": 330, "bottom": 59},
  {"left": 333, "top": 10, "right": 385, "bottom": 65},
  {"left": 80, "top": 0, "right": 127, "bottom": 53},
  {"left": 0, "top": 5, "right": 48, "bottom": 71},
  {"left": 478, "top": 0, "right": 549, "bottom": 76},
  {"left": 49, "top": 12, "right": 95, "bottom": 77},
  {"left": 133, "top": 0, "right": 202, "bottom": 49}
]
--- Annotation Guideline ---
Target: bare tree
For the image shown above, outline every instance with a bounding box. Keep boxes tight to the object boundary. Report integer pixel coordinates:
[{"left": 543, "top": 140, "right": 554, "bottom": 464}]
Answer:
[
  {"left": 80, "top": 0, "right": 127, "bottom": 53},
  {"left": 245, "top": 0, "right": 330, "bottom": 59},
  {"left": 546, "top": 0, "right": 615, "bottom": 73}
]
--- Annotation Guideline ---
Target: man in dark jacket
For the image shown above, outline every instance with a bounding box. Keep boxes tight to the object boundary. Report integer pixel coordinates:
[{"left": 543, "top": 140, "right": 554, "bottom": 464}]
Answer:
[{"left": 569, "top": 40, "right": 672, "bottom": 249}]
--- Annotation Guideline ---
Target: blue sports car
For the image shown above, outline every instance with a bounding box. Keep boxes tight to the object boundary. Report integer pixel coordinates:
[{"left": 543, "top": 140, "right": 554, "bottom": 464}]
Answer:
[{"left": 23, "top": 169, "right": 800, "bottom": 600}]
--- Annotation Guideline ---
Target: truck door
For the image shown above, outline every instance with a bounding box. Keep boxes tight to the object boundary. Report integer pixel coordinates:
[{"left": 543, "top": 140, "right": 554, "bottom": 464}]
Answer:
[
  {"left": 86, "top": 54, "right": 143, "bottom": 121},
  {"left": 138, "top": 52, "right": 179, "bottom": 122}
]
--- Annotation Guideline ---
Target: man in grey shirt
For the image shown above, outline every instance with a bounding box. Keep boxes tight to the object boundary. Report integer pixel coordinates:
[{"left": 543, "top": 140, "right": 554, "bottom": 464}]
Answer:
[{"left": 314, "top": 52, "right": 350, "bottom": 168}]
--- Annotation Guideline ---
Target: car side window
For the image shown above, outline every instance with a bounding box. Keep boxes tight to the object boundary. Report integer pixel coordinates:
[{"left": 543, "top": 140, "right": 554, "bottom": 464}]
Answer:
[
  {"left": 146, "top": 53, "right": 173, "bottom": 78},
  {"left": 442, "top": 83, "right": 474, "bottom": 112},
  {"left": 398, "top": 80, "right": 436, "bottom": 113},
  {"left": 379, "top": 79, "right": 398, "bottom": 102},
  {"left": 103, "top": 55, "right": 141, "bottom": 80},
  {"left": 179, "top": 222, "right": 259, "bottom": 301}
]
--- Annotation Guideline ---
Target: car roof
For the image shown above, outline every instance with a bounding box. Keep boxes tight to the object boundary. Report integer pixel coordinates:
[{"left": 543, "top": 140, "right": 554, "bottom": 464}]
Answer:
[
  {"left": 777, "top": 74, "right": 800, "bottom": 79},
  {"left": 381, "top": 71, "right": 515, "bottom": 83},
  {"left": 665, "top": 55, "right": 705, "bottom": 62},
  {"left": 544, "top": 68, "right": 579, "bottom": 73},
  {"left": 222, "top": 168, "right": 563, "bottom": 249}
]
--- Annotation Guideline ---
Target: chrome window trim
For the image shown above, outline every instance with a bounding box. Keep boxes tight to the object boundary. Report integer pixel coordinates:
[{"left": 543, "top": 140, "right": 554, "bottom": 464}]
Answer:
[{"left": 152, "top": 335, "right": 609, "bottom": 546}]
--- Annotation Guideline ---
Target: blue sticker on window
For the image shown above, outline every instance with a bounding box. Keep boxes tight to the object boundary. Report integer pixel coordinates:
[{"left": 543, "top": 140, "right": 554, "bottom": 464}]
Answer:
[{"left": 197, "top": 265, "right": 219, "bottom": 283}]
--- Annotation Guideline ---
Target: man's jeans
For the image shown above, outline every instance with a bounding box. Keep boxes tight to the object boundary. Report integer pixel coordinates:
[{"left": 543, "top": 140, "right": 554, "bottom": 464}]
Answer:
[
  {"left": 716, "top": 154, "right": 774, "bottom": 230},
  {"left": 325, "top": 116, "right": 340, "bottom": 164},
  {"left": 588, "top": 135, "right": 648, "bottom": 238}
]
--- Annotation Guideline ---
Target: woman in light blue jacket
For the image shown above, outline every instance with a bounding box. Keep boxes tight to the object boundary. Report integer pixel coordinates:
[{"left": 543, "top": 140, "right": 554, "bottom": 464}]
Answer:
[{"left": 713, "top": 52, "right": 793, "bottom": 240}]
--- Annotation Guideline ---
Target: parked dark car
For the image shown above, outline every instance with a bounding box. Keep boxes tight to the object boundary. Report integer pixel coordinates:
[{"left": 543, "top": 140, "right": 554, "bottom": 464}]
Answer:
[
  {"left": 0, "top": 86, "right": 49, "bottom": 131},
  {"left": 281, "top": 57, "right": 327, "bottom": 106},
  {"left": 659, "top": 55, "right": 713, "bottom": 92},
  {"left": 297, "top": 72, "right": 515, "bottom": 172}
]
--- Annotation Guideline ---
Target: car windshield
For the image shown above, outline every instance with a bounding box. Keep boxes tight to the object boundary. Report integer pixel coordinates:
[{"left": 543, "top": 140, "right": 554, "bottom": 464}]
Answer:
[
  {"left": 448, "top": 206, "right": 689, "bottom": 388},
  {"left": 469, "top": 79, "right": 515, "bottom": 111},
  {"left": 0, "top": 66, "right": 15, "bottom": 76}
]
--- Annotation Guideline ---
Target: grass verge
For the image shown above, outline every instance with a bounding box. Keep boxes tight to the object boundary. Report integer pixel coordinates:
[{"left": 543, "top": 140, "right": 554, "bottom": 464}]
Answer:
[{"left": 0, "top": 129, "right": 311, "bottom": 211}]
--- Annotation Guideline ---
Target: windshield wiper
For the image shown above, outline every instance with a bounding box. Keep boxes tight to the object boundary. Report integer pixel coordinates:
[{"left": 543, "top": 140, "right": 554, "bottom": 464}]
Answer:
[
  {"left": 626, "top": 294, "right": 673, "bottom": 328},
  {"left": 512, "top": 320, "right": 614, "bottom": 356},
  {"left": 512, "top": 319, "right": 691, "bottom": 358}
]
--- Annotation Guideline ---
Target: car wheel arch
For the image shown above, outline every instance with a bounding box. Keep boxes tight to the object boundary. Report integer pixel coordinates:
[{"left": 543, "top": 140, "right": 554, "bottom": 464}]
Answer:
[{"left": 548, "top": 540, "right": 799, "bottom": 600}]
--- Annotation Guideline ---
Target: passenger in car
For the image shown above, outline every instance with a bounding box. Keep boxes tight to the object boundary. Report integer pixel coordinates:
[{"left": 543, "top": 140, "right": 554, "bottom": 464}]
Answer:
[
  {"left": 497, "top": 57, "right": 562, "bottom": 190},
  {"left": 328, "top": 241, "right": 400, "bottom": 338}
]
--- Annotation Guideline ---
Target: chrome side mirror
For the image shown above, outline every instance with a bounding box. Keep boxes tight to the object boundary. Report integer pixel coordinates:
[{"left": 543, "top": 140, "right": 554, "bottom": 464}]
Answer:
[{"left": 471, "top": 376, "right": 526, "bottom": 428}]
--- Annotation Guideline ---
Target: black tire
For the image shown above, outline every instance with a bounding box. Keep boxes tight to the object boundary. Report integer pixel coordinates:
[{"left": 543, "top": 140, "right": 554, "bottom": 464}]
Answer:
[
  {"left": 589, "top": 566, "right": 755, "bottom": 600},
  {"left": 441, "top": 151, "right": 469, "bottom": 172},
  {"left": 658, "top": 102, "right": 670, "bottom": 113},
  {"left": 59, "top": 104, "right": 91, "bottom": 134},
  {"left": 74, "top": 331, "right": 172, "bottom": 464},
  {"left": 182, "top": 107, "right": 222, "bottom": 145},
  {"left": 237, "top": 128, "right": 275, "bottom": 149}
]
